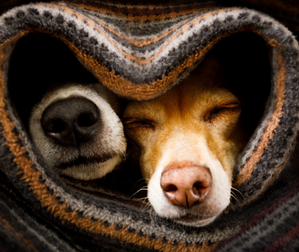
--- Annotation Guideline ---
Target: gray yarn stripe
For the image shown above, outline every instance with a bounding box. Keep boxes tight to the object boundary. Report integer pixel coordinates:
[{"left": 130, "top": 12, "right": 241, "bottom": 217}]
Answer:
[
  {"left": 0, "top": 225, "right": 33, "bottom": 252},
  {"left": 0, "top": 197, "right": 78, "bottom": 252},
  {"left": 218, "top": 188, "right": 299, "bottom": 252}
]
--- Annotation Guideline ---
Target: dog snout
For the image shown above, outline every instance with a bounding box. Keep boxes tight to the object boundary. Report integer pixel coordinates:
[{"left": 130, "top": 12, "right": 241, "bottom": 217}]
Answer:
[
  {"left": 41, "top": 97, "right": 100, "bottom": 146},
  {"left": 160, "top": 164, "right": 212, "bottom": 209}
]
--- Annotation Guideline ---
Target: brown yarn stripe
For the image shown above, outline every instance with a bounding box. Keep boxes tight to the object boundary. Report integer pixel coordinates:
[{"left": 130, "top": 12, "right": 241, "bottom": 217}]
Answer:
[
  {"left": 234, "top": 48, "right": 285, "bottom": 187},
  {"left": 0, "top": 214, "right": 40, "bottom": 252},
  {"left": 65, "top": 2, "right": 213, "bottom": 21},
  {"left": 0, "top": 31, "right": 217, "bottom": 252}
]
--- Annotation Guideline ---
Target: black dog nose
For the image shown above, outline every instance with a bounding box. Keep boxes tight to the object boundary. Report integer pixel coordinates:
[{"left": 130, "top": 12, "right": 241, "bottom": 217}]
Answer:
[{"left": 41, "top": 97, "right": 100, "bottom": 146}]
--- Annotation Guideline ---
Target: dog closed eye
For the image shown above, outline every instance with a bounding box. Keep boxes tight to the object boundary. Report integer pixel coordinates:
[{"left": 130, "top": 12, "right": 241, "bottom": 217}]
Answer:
[
  {"left": 204, "top": 101, "right": 241, "bottom": 123},
  {"left": 123, "top": 118, "right": 156, "bottom": 130}
]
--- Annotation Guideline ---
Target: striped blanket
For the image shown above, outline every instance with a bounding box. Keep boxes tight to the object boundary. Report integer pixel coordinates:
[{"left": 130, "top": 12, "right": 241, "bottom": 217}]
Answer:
[{"left": 1, "top": 1, "right": 299, "bottom": 251}]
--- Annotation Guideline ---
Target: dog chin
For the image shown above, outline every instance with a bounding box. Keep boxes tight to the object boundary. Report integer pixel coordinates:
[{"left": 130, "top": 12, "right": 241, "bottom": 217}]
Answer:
[
  {"left": 57, "top": 155, "right": 122, "bottom": 181},
  {"left": 174, "top": 214, "right": 218, "bottom": 227}
]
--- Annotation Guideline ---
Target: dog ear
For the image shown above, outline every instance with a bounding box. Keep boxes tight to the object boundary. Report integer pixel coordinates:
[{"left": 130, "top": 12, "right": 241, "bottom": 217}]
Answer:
[{"left": 8, "top": 33, "right": 98, "bottom": 130}]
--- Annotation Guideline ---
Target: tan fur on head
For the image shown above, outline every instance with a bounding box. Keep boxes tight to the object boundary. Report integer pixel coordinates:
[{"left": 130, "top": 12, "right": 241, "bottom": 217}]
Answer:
[{"left": 123, "top": 54, "right": 250, "bottom": 227}]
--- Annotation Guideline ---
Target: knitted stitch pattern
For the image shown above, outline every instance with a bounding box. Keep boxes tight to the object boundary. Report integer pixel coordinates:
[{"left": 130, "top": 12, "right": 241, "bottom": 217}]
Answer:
[{"left": 0, "top": 1, "right": 299, "bottom": 251}]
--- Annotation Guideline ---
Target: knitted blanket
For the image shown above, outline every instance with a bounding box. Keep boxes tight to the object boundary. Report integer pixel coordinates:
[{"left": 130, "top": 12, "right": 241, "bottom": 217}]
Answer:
[{"left": 1, "top": 1, "right": 299, "bottom": 251}]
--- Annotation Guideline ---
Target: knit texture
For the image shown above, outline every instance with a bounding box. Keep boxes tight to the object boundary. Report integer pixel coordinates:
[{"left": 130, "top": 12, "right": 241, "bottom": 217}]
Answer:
[{"left": 1, "top": 1, "right": 299, "bottom": 251}]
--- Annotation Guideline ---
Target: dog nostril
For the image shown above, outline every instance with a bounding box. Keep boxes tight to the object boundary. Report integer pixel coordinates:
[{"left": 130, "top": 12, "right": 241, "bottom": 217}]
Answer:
[
  {"left": 77, "top": 112, "right": 98, "bottom": 127},
  {"left": 164, "top": 184, "right": 178, "bottom": 193},
  {"left": 194, "top": 182, "right": 201, "bottom": 190},
  {"left": 193, "top": 181, "right": 207, "bottom": 191},
  {"left": 45, "top": 119, "right": 66, "bottom": 133},
  {"left": 192, "top": 181, "right": 210, "bottom": 199}
]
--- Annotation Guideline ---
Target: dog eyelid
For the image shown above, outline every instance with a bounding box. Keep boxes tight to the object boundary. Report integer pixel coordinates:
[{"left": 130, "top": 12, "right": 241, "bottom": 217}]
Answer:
[
  {"left": 204, "top": 102, "right": 241, "bottom": 123},
  {"left": 123, "top": 118, "right": 156, "bottom": 130}
]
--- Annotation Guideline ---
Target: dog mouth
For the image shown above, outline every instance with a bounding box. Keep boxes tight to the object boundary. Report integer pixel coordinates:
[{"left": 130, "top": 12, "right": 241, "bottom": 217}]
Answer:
[{"left": 56, "top": 154, "right": 115, "bottom": 170}]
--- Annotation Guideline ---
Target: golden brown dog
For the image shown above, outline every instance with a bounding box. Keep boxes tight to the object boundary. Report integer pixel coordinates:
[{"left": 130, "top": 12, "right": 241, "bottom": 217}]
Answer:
[{"left": 123, "top": 47, "right": 257, "bottom": 226}]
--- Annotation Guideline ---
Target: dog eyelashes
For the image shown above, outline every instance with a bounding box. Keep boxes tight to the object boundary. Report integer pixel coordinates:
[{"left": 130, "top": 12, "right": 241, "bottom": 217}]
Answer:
[{"left": 204, "top": 102, "right": 241, "bottom": 123}]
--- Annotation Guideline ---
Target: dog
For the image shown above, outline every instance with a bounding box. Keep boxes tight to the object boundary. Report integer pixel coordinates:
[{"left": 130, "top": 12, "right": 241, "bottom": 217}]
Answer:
[
  {"left": 123, "top": 57, "right": 248, "bottom": 226},
  {"left": 123, "top": 33, "right": 270, "bottom": 226},
  {"left": 29, "top": 82, "right": 127, "bottom": 181}
]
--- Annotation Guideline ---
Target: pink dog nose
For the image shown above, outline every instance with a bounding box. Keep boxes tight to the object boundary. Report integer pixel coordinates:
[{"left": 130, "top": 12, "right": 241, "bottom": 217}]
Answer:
[{"left": 160, "top": 163, "right": 212, "bottom": 209}]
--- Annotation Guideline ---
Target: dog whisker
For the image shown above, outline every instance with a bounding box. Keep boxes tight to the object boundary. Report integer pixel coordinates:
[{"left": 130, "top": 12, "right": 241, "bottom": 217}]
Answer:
[
  {"left": 230, "top": 191, "right": 240, "bottom": 206},
  {"left": 132, "top": 181, "right": 148, "bottom": 191},
  {"left": 138, "top": 196, "right": 151, "bottom": 208},
  {"left": 140, "top": 199, "right": 151, "bottom": 207},
  {"left": 229, "top": 201, "right": 236, "bottom": 211},
  {"left": 230, "top": 191, "right": 239, "bottom": 200},
  {"left": 130, "top": 186, "right": 148, "bottom": 199},
  {"left": 231, "top": 186, "right": 244, "bottom": 199},
  {"left": 120, "top": 150, "right": 127, "bottom": 161}
]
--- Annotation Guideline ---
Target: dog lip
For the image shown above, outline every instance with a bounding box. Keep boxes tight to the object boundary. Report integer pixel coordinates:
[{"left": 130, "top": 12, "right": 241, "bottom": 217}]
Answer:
[{"left": 56, "top": 154, "right": 115, "bottom": 170}]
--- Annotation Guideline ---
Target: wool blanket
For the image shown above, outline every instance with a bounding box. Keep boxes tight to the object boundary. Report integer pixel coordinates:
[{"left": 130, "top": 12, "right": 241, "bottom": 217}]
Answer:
[{"left": 1, "top": 0, "right": 299, "bottom": 251}]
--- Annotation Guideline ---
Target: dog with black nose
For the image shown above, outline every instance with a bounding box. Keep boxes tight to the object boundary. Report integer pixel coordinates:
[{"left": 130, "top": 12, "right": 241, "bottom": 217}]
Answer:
[{"left": 29, "top": 83, "right": 126, "bottom": 181}]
